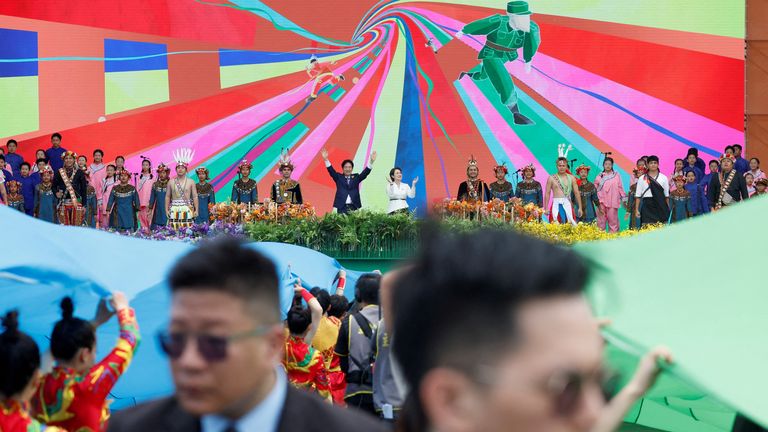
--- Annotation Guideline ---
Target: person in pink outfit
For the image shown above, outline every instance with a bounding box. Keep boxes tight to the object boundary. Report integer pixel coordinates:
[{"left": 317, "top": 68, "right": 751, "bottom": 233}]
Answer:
[
  {"left": 100, "top": 164, "right": 117, "bottom": 228},
  {"left": 89, "top": 149, "right": 107, "bottom": 227},
  {"left": 136, "top": 159, "right": 154, "bottom": 229},
  {"left": 594, "top": 157, "right": 625, "bottom": 233}
]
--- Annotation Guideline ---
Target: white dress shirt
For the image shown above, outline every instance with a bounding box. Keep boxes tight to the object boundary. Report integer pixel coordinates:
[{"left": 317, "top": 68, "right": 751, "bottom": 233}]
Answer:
[
  {"left": 635, "top": 173, "right": 669, "bottom": 198},
  {"left": 386, "top": 182, "right": 415, "bottom": 213}
]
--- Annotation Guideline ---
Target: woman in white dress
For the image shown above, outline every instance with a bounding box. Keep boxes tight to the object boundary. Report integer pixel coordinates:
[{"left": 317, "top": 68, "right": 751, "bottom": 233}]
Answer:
[{"left": 385, "top": 167, "right": 418, "bottom": 214}]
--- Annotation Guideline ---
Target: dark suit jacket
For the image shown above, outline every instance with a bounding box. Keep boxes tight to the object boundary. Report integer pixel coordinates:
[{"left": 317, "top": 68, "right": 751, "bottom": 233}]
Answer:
[
  {"left": 52, "top": 167, "right": 88, "bottom": 204},
  {"left": 107, "top": 386, "right": 389, "bottom": 432},
  {"left": 708, "top": 169, "right": 749, "bottom": 208},
  {"left": 326, "top": 165, "right": 371, "bottom": 211}
]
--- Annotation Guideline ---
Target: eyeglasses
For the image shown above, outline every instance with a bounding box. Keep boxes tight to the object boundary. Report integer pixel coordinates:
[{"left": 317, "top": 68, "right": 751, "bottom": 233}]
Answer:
[{"left": 157, "top": 325, "right": 275, "bottom": 362}]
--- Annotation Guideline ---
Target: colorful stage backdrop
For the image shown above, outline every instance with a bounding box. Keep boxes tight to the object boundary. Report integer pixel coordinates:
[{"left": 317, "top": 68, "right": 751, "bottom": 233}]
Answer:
[{"left": 0, "top": 0, "right": 745, "bottom": 216}]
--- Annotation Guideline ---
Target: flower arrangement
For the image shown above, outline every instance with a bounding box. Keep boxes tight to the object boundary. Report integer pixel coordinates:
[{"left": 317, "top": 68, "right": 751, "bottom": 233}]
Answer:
[
  {"left": 209, "top": 202, "right": 316, "bottom": 224},
  {"left": 434, "top": 198, "right": 543, "bottom": 223},
  {"left": 106, "top": 221, "right": 246, "bottom": 243}
]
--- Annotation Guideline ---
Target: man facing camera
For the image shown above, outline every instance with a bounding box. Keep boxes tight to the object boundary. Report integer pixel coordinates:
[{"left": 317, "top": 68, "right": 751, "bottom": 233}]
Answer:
[{"left": 108, "top": 238, "right": 387, "bottom": 432}]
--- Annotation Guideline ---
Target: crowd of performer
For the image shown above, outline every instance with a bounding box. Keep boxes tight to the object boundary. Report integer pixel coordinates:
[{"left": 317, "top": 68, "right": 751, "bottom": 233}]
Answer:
[{"left": 0, "top": 134, "right": 764, "bottom": 231}]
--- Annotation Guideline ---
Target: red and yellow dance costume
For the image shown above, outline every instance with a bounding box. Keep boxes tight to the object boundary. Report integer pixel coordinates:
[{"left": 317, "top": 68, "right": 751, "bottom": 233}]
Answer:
[
  {"left": 32, "top": 308, "right": 140, "bottom": 432},
  {"left": 283, "top": 335, "right": 332, "bottom": 402},
  {"left": 309, "top": 277, "right": 347, "bottom": 405},
  {"left": 1, "top": 400, "right": 63, "bottom": 432},
  {"left": 307, "top": 61, "right": 342, "bottom": 99}
]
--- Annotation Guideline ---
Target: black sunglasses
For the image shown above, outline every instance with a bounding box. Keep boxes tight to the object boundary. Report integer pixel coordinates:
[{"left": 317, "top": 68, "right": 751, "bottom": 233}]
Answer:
[
  {"left": 157, "top": 326, "right": 274, "bottom": 363},
  {"left": 546, "top": 367, "right": 618, "bottom": 416}
]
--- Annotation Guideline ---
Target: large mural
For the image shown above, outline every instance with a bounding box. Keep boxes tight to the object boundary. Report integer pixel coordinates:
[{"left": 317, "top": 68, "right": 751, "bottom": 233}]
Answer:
[{"left": 0, "top": 0, "right": 745, "bottom": 216}]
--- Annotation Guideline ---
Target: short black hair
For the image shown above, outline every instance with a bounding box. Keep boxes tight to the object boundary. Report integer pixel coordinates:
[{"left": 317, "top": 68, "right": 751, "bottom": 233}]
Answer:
[
  {"left": 674, "top": 158, "right": 684, "bottom": 166},
  {"left": 328, "top": 295, "right": 349, "bottom": 319},
  {"left": 393, "top": 228, "right": 588, "bottom": 429},
  {"left": 733, "top": 144, "right": 743, "bottom": 151},
  {"left": 51, "top": 133, "right": 62, "bottom": 140},
  {"left": 709, "top": 160, "right": 720, "bottom": 167},
  {"left": 286, "top": 307, "right": 311, "bottom": 335},
  {"left": 6, "top": 139, "right": 17, "bottom": 146},
  {"left": 725, "top": 145, "right": 734, "bottom": 152},
  {"left": 168, "top": 237, "right": 280, "bottom": 322},
  {"left": 687, "top": 148, "right": 699, "bottom": 157},
  {"left": 646, "top": 155, "right": 659, "bottom": 163},
  {"left": 355, "top": 273, "right": 381, "bottom": 305},
  {"left": 389, "top": 167, "right": 402, "bottom": 181},
  {"left": 51, "top": 297, "right": 95, "bottom": 362},
  {"left": 93, "top": 149, "right": 104, "bottom": 157},
  {"left": 341, "top": 159, "right": 354, "bottom": 169},
  {"left": 310, "top": 287, "right": 331, "bottom": 313},
  {"left": 0, "top": 311, "right": 40, "bottom": 398},
  {"left": 36, "top": 158, "right": 47, "bottom": 165},
  {"left": 20, "top": 162, "right": 30, "bottom": 170},
  {"left": 115, "top": 155, "right": 125, "bottom": 162},
  {"left": 0, "top": 155, "right": 5, "bottom": 162}
]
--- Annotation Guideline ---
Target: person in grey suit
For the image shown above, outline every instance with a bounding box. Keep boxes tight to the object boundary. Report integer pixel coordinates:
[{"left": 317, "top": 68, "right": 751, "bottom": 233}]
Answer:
[{"left": 108, "top": 238, "right": 386, "bottom": 432}]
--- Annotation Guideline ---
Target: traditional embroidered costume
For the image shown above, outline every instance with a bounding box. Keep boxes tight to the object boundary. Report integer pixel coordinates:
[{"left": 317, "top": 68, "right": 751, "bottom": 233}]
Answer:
[
  {"left": 515, "top": 165, "right": 543, "bottom": 208},
  {"left": 34, "top": 167, "right": 58, "bottom": 224},
  {"left": 52, "top": 151, "right": 87, "bottom": 226},
  {"left": 594, "top": 168, "right": 625, "bottom": 233},
  {"left": 149, "top": 164, "right": 169, "bottom": 229},
  {"left": 5, "top": 181, "right": 25, "bottom": 213},
  {"left": 489, "top": 164, "right": 514, "bottom": 201},
  {"left": 195, "top": 167, "right": 215, "bottom": 224},
  {"left": 1, "top": 400, "right": 63, "bottom": 432},
  {"left": 107, "top": 174, "right": 140, "bottom": 231},
  {"left": 575, "top": 165, "right": 599, "bottom": 223},
  {"left": 85, "top": 184, "right": 98, "bottom": 228},
  {"left": 232, "top": 160, "right": 258, "bottom": 204},
  {"left": 457, "top": 157, "right": 490, "bottom": 203},
  {"left": 32, "top": 308, "right": 140, "bottom": 432},
  {"left": 669, "top": 176, "right": 691, "bottom": 223},
  {"left": 283, "top": 335, "right": 332, "bottom": 401},
  {"left": 167, "top": 149, "right": 197, "bottom": 230},
  {"left": 271, "top": 151, "right": 303, "bottom": 205}
]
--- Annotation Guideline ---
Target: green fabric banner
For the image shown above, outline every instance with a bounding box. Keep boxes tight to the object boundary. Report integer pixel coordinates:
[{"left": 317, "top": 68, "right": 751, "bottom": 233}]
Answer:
[{"left": 575, "top": 197, "right": 768, "bottom": 431}]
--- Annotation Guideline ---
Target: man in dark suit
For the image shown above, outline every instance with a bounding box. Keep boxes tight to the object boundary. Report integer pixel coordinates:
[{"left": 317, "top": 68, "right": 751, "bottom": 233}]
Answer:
[
  {"left": 108, "top": 238, "right": 387, "bottom": 432},
  {"left": 321, "top": 148, "right": 377, "bottom": 214},
  {"left": 708, "top": 154, "right": 749, "bottom": 210}
]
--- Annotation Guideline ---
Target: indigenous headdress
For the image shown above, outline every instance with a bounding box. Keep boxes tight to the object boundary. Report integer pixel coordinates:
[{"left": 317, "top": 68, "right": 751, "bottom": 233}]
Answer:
[
  {"left": 755, "top": 178, "right": 768, "bottom": 187},
  {"left": 5, "top": 180, "right": 20, "bottom": 190},
  {"left": 632, "top": 166, "right": 647, "bottom": 177},
  {"left": 720, "top": 153, "right": 736, "bottom": 164},
  {"left": 278, "top": 149, "right": 294, "bottom": 171},
  {"left": 172, "top": 148, "right": 195, "bottom": 168},
  {"left": 40, "top": 165, "right": 54, "bottom": 175},
  {"left": 61, "top": 150, "right": 77, "bottom": 160},
  {"left": 238, "top": 159, "right": 252, "bottom": 171},
  {"left": 195, "top": 166, "right": 210, "bottom": 177},
  {"left": 576, "top": 164, "right": 591, "bottom": 174},
  {"left": 672, "top": 174, "right": 686, "bottom": 183},
  {"left": 493, "top": 162, "right": 508, "bottom": 175},
  {"left": 467, "top": 155, "right": 478, "bottom": 168},
  {"left": 117, "top": 169, "right": 131, "bottom": 178},
  {"left": 557, "top": 143, "right": 573, "bottom": 159},
  {"left": 156, "top": 163, "right": 170, "bottom": 173},
  {"left": 522, "top": 164, "right": 536, "bottom": 177}
]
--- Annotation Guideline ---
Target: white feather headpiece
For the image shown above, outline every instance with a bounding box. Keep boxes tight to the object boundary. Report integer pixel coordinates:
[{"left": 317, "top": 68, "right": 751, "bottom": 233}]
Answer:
[
  {"left": 557, "top": 143, "right": 573, "bottom": 159},
  {"left": 172, "top": 148, "right": 195, "bottom": 167}
]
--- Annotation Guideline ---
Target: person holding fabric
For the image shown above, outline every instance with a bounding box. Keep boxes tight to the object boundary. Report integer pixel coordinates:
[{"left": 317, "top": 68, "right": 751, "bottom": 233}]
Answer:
[
  {"left": 514, "top": 164, "right": 543, "bottom": 208},
  {"left": 594, "top": 157, "right": 625, "bottom": 233},
  {"left": 100, "top": 165, "right": 117, "bottom": 228},
  {"left": 195, "top": 167, "right": 215, "bottom": 224},
  {"left": 283, "top": 285, "right": 331, "bottom": 401},
  {"left": 107, "top": 170, "right": 141, "bottom": 231},
  {"left": 45, "top": 133, "right": 66, "bottom": 173},
  {"left": 708, "top": 154, "right": 749, "bottom": 210},
  {"left": 669, "top": 175, "right": 691, "bottom": 223},
  {"left": 310, "top": 272, "right": 348, "bottom": 405},
  {"left": 457, "top": 157, "right": 491, "bottom": 203},
  {"left": 488, "top": 164, "right": 513, "bottom": 202},
  {"left": 231, "top": 160, "right": 258, "bottom": 205},
  {"left": 137, "top": 159, "right": 154, "bottom": 228},
  {"left": 52, "top": 151, "right": 87, "bottom": 226},
  {"left": 684, "top": 171, "right": 709, "bottom": 217},
  {"left": 34, "top": 166, "right": 57, "bottom": 223},
  {"left": 149, "top": 163, "right": 170, "bottom": 229},
  {"left": 165, "top": 149, "right": 198, "bottom": 229},
  {"left": 0, "top": 311, "right": 64, "bottom": 432},
  {"left": 545, "top": 157, "right": 582, "bottom": 225},
  {"left": 634, "top": 155, "right": 670, "bottom": 227},
  {"left": 574, "top": 164, "right": 600, "bottom": 224},
  {"left": 385, "top": 167, "right": 417, "bottom": 214},
  {"left": 456, "top": 1, "right": 540, "bottom": 125},
  {"left": 16, "top": 162, "right": 39, "bottom": 216},
  {"left": 108, "top": 238, "right": 386, "bottom": 432},
  {"left": 33, "top": 294, "right": 139, "bottom": 432},
  {"left": 271, "top": 151, "right": 303, "bottom": 205}
]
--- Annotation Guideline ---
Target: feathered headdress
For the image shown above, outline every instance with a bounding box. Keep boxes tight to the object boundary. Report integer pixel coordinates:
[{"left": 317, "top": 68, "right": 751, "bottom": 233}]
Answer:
[
  {"left": 575, "top": 164, "right": 591, "bottom": 174},
  {"left": 172, "top": 148, "right": 195, "bottom": 168},
  {"left": 279, "top": 149, "right": 294, "bottom": 171},
  {"left": 557, "top": 143, "right": 573, "bottom": 159},
  {"left": 467, "top": 155, "right": 478, "bottom": 168},
  {"left": 493, "top": 162, "right": 508, "bottom": 175}
]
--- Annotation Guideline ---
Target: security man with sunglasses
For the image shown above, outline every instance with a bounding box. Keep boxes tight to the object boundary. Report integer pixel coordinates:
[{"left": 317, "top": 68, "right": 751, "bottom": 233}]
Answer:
[{"left": 109, "top": 238, "right": 387, "bottom": 432}]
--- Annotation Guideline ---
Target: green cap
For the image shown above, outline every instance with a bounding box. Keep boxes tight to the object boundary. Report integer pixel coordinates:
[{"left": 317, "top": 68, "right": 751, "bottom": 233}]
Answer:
[{"left": 507, "top": 1, "right": 532, "bottom": 15}]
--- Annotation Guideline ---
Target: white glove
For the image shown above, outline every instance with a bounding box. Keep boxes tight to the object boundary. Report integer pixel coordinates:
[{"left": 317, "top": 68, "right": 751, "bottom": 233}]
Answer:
[{"left": 455, "top": 30, "right": 464, "bottom": 39}]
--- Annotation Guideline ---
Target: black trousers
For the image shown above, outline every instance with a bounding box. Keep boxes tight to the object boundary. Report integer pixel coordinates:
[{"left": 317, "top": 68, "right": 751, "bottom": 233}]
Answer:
[{"left": 346, "top": 393, "right": 376, "bottom": 417}]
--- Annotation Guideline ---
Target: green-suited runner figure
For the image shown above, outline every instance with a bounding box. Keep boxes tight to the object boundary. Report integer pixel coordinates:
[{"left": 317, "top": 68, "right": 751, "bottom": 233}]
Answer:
[{"left": 456, "top": 1, "right": 540, "bottom": 125}]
